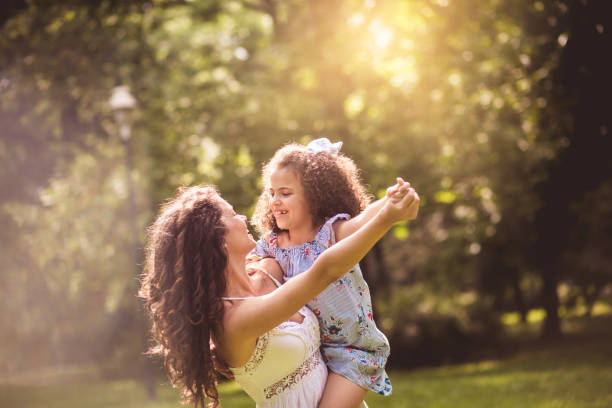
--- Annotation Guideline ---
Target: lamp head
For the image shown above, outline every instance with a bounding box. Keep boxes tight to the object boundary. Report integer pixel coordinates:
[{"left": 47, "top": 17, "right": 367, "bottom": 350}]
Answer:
[{"left": 109, "top": 86, "right": 137, "bottom": 141}]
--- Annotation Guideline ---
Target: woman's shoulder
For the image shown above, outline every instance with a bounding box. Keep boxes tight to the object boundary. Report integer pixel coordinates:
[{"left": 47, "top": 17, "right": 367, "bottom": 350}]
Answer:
[{"left": 218, "top": 305, "right": 260, "bottom": 368}]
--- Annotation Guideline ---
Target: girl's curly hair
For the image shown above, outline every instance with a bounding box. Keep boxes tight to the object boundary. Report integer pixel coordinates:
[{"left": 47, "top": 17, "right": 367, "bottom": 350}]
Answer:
[
  {"left": 252, "top": 142, "right": 372, "bottom": 235},
  {"left": 139, "top": 185, "right": 228, "bottom": 408}
]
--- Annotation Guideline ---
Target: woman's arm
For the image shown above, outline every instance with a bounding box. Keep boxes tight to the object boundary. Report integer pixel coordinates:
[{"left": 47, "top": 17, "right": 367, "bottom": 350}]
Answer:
[{"left": 227, "top": 188, "right": 420, "bottom": 341}]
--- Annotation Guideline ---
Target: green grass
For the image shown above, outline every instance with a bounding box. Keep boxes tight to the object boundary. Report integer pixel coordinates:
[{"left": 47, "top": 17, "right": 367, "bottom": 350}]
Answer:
[
  {"left": 2, "top": 316, "right": 611, "bottom": 408},
  {"left": 0, "top": 380, "right": 252, "bottom": 408},
  {"left": 368, "top": 339, "right": 612, "bottom": 407}
]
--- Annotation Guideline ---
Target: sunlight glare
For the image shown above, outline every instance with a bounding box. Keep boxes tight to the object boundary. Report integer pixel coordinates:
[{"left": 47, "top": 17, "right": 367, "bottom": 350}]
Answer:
[
  {"left": 369, "top": 19, "right": 393, "bottom": 49},
  {"left": 348, "top": 13, "right": 365, "bottom": 27}
]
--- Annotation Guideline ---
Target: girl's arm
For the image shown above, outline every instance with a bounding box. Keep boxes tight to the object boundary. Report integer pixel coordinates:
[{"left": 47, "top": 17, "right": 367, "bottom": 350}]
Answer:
[
  {"left": 334, "top": 178, "right": 411, "bottom": 241},
  {"left": 226, "top": 189, "right": 420, "bottom": 341}
]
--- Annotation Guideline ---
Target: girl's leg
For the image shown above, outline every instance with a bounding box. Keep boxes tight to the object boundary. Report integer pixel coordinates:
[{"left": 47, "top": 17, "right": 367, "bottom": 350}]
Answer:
[{"left": 318, "top": 371, "right": 367, "bottom": 408}]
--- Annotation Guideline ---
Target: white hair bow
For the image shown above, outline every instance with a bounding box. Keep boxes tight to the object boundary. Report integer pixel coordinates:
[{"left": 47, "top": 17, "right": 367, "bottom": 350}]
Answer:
[{"left": 306, "top": 138, "right": 343, "bottom": 155}]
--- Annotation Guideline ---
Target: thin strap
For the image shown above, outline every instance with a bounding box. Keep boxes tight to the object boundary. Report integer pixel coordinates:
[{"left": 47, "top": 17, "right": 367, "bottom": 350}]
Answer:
[
  {"left": 253, "top": 266, "right": 282, "bottom": 288},
  {"left": 221, "top": 266, "right": 283, "bottom": 301}
]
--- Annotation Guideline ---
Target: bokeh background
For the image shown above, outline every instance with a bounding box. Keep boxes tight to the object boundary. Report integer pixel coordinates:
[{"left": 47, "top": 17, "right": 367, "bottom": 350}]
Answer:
[{"left": 1, "top": 0, "right": 611, "bottom": 407}]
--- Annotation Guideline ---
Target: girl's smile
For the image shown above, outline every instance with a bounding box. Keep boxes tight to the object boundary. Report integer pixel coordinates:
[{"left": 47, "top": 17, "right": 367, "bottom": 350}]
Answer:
[{"left": 268, "top": 166, "right": 311, "bottom": 232}]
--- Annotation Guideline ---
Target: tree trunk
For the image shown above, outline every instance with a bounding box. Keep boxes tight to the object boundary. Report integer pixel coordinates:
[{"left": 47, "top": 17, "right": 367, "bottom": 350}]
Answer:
[
  {"left": 511, "top": 273, "right": 528, "bottom": 323},
  {"left": 361, "top": 242, "right": 389, "bottom": 317},
  {"left": 540, "top": 267, "right": 561, "bottom": 339}
]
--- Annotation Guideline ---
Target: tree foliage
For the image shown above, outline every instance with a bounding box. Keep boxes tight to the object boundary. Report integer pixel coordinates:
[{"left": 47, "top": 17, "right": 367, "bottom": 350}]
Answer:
[{"left": 1, "top": 0, "right": 610, "bottom": 373}]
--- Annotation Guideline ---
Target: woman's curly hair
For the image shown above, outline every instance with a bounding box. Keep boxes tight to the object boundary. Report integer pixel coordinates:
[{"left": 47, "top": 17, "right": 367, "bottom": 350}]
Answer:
[
  {"left": 252, "top": 142, "right": 372, "bottom": 235},
  {"left": 139, "top": 185, "right": 228, "bottom": 408}
]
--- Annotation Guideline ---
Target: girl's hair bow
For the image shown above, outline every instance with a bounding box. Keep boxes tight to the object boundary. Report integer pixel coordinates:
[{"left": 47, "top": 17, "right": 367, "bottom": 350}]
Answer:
[{"left": 306, "top": 138, "right": 343, "bottom": 155}]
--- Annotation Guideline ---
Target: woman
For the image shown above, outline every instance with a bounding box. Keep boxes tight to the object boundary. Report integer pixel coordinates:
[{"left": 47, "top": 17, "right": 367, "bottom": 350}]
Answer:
[{"left": 139, "top": 184, "right": 419, "bottom": 408}]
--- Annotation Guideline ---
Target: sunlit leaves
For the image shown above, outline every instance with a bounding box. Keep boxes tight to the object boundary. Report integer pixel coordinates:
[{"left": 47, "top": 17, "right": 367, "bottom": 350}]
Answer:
[
  {"left": 292, "top": 67, "right": 319, "bottom": 90},
  {"left": 344, "top": 92, "right": 365, "bottom": 118},
  {"left": 2, "top": 0, "right": 603, "bottom": 369},
  {"left": 1, "top": 139, "right": 146, "bottom": 368},
  {"left": 195, "top": 137, "right": 222, "bottom": 180},
  {"left": 435, "top": 190, "right": 457, "bottom": 204},
  {"left": 393, "top": 221, "right": 410, "bottom": 240}
]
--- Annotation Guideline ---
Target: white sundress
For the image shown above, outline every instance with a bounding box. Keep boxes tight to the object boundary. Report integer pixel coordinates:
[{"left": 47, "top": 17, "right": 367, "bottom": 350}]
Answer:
[{"left": 224, "top": 273, "right": 328, "bottom": 407}]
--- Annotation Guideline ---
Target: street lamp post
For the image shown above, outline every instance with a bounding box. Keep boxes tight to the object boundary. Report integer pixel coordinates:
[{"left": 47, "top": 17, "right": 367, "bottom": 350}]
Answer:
[
  {"left": 110, "top": 86, "right": 138, "bottom": 271},
  {"left": 109, "top": 86, "right": 156, "bottom": 399}
]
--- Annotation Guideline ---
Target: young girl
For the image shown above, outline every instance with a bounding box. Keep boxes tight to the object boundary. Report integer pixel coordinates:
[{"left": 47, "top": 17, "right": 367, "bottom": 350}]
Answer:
[{"left": 252, "top": 139, "right": 418, "bottom": 407}]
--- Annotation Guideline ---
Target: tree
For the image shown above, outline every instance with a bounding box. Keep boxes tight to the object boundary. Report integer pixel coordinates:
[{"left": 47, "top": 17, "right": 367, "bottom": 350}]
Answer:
[{"left": 2, "top": 0, "right": 610, "bottom": 375}]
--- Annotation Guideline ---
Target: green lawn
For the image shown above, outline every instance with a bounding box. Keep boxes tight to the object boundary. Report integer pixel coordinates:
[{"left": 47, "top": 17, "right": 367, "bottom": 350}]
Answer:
[
  {"left": 2, "top": 316, "right": 611, "bottom": 408},
  {"left": 0, "top": 380, "right": 252, "bottom": 408},
  {"left": 368, "top": 338, "right": 612, "bottom": 408}
]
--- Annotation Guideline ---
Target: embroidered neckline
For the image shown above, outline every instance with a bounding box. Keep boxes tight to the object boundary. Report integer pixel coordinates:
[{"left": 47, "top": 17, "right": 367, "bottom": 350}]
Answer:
[
  {"left": 240, "top": 332, "right": 269, "bottom": 373},
  {"left": 232, "top": 309, "right": 316, "bottom": 373},
  {"left": 275, "top": 308, "right": 311, "bottom": 331},
  {"left": 263, "top": 351, "right": 322, "bottom": 399}
]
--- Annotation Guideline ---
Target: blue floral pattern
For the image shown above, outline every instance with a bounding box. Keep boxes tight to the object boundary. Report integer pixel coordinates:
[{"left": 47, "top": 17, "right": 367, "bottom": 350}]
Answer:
[{"left": 253, "top": 214, "right": 392, "bottom": 396}]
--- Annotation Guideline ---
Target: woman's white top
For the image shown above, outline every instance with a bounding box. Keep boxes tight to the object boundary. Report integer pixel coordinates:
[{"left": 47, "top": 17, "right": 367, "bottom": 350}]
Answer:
[{"left": 224, "top": 272, "right": 328, "bottom": 407}]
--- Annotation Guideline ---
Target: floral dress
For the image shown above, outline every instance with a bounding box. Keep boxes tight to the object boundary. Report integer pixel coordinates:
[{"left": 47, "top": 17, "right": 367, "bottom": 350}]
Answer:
[{"left": 253, "top": 214, "right": 392, "bottom": 396}]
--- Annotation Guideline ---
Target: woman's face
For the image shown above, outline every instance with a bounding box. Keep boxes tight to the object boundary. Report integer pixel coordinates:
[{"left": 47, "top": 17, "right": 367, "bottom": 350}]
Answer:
[
  {"left": 218, "top": 197, "right": 256, "bottom": 256},
  {"left": 268, "top": 165, "right": 311, "bottom": 231}
]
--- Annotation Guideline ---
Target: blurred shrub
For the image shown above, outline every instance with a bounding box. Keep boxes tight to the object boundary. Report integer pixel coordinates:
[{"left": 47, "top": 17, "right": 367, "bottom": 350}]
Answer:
[{"left": 379, "top": 284, "right": 502, "bottom": 367}]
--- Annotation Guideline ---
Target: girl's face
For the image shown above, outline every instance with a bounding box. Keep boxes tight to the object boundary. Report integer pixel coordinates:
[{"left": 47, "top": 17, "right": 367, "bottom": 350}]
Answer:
[
  {"left": 218, "top": 197, "right": 256, "bottom": 256},
  {"left": 268, "top": 166, "right": 311, "bottom": 231}
]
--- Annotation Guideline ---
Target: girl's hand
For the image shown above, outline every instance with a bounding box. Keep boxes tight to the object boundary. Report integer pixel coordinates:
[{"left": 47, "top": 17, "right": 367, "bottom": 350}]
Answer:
[
  {"left": 334, "top": 177, "right": 412, "bottom": 242},
  {"left": 387, "top": 177, "right": 413, "bottom": 204},
  {"left": 382, "top": 183, "right": 420, "bottom": 223}
]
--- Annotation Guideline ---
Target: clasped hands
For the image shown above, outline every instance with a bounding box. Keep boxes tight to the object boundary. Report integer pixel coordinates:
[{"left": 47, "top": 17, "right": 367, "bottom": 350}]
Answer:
[{"left": 384, "top": 177, "right": 420, "bottom": 223}]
